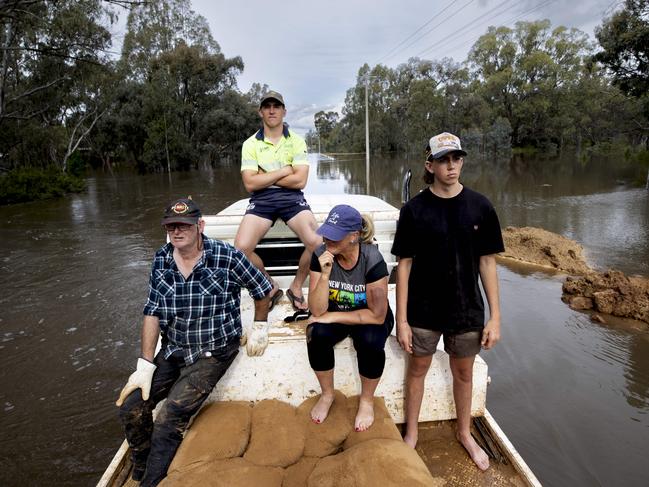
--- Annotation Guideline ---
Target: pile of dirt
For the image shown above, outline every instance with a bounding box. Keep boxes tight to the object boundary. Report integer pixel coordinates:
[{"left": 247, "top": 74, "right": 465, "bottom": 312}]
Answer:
[
  {"left": 500, "top": 226, "right": 590, "bottom": 275},
  {"left": 161, "top": 393, "right": 440, "bottom": 487},
  {"left": 562, "top": 270, "right": 649, "bottom": 324},
  {"left": 500, "top": 226, "right": 649, "bottom": 325}
]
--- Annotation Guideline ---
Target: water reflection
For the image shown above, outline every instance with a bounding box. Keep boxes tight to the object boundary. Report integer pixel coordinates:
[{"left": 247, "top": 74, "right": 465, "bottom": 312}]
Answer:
[
  {"left": 0, "top": 152, "right": 647, "bottom": 486},
  {"left": 491, "top": 264, "right": 649, "bottom": 486},
  {"left": 587, "top": 314, "right": 649, "bottom": 413}
]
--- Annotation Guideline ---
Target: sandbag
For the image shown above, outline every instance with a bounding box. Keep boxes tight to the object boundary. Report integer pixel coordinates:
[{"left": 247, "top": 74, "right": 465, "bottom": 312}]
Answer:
[
  {"left": 243, "top": 399, "right": 305, "bottom": 467},
  {"left": 167, "top": 401, "right": 252, "bottom": 474},
  {"left": 342, "top": 395, "right": 402, "bottom": 449},
  {"left": 161, "top": 457, "right": 284, "bottom": 487},
  {"left": 282, "top": 457, "right": 319, "bottom": 487},
  {"left": 307, "top": 438, "right": 438, "bottom": 487},
  {"left": 296, "top": 390, "right": 353, "bottom": 457}
]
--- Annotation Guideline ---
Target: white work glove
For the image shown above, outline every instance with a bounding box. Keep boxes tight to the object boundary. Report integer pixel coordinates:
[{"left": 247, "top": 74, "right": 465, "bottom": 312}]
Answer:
[
  {"left": 246, "top": 321, "right": 270, "bottom": 357},
  {"left": 115, "top": 358, "right": 157, "bottom": 406}
]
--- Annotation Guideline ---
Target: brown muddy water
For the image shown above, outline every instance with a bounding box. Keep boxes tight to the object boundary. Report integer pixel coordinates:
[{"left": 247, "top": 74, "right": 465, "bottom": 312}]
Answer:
[{"left": 0, "top": 154, "right": 648, "bottom": 486}]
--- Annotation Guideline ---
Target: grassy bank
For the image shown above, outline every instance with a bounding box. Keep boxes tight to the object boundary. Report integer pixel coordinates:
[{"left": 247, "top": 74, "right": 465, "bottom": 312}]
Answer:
[{"left": 0, "top": 167, "right": 86, "bottom": 205}]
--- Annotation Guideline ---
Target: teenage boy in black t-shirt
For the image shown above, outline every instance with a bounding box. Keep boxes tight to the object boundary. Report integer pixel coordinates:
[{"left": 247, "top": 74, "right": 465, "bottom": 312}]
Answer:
[{"left": 392, "top": 132, "right": 504, "bottom": 471}]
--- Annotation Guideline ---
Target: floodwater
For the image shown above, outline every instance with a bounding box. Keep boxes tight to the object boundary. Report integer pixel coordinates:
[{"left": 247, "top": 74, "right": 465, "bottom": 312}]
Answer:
[{"left": 0, "top": 153, "right": 648, "bottom": 486}]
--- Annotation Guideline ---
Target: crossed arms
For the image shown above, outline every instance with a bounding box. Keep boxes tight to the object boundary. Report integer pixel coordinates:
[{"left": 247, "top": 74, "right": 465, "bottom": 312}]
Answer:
[{"left": 241, "top": 164, "right": 309, "bottom": 193}]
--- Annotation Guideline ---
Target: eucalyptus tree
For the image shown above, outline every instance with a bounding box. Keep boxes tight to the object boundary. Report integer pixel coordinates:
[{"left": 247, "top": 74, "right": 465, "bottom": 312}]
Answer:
[
  {"left": 314, "top": 110, "right": 339, "bottom": 151},
  {"left": 467, "top": 20, "right": 599, "bottom": 150},
  {"left": 115, "top": 0, "right": 256, "bottom": 172},
  {"left": 594, "top": 0, "right": 649, "bottom": 157},
  {"left": 467, "top": 25, "right": 518, "bottom": 141},
  {"left": 0, "top": 0, "right": 115, "bottom": 171},
  {"left": 594, "top": 0, "right": 649, "bottom": 99},
  {"left": 321, "top": 16, "right": 646, "bottom": 157}
]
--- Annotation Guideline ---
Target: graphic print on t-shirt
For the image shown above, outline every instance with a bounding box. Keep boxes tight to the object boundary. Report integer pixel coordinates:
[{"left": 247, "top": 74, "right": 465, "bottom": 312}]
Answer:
[{"left": 329, "top": 281, "right": 367, "bottom": 311}]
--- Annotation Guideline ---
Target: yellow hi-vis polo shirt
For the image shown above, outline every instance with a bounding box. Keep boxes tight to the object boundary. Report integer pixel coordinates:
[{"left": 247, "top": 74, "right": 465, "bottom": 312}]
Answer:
[{"left": 241, "top": 124, "right": 308, "bottom": 173}]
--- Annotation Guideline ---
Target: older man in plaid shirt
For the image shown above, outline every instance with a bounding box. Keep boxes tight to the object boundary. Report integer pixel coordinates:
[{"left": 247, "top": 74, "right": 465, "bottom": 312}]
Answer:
[{"left": 116, "top": 197, "right": 273, "bottom": 487}]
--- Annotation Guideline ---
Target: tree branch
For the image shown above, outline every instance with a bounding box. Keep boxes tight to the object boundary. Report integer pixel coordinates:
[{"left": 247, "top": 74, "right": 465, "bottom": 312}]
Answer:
[
  {"left": 6, "top": 77, "right": 67, "bottom": 104},
  {"left": 62, "top": 108, "right": 106, "bottom": 172},
  {"left": 103, "top": 0, "right": 150, "bottom": 7},
  {"left": 0, "top": 103, "right": 50, "bottom": 122},
  {"left": 0, "top": 46, "right": 104, "bottom": 65}
]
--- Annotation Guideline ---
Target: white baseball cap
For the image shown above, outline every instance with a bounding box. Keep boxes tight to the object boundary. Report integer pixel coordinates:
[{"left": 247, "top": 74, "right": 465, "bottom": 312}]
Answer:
[{"left": 427, "top": 132, "right": 467, "bottom": 160}]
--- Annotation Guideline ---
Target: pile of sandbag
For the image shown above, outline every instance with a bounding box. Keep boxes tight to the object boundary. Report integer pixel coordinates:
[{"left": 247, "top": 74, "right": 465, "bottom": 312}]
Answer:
[{"left": 160, "top": 391, "right": 440, "bottom": 487}]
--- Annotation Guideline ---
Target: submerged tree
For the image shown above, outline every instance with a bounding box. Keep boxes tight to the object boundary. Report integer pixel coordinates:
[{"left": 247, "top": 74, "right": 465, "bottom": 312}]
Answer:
[
  {"left": 0, "top": 0, "right": 115, "bottom": 171},
  {"left": 113, "top": 0, "right": 257, "bottom": 172},
  {"left": 594, "top": 0, "right": 649, "bottom": 186},
  {"left": 322, "top": 18, "right": 645, "bottom": 156}
]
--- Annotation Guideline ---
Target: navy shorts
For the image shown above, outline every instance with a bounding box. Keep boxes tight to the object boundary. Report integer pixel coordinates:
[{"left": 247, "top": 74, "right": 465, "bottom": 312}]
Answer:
[{"left": 246, "top": 188, "right": 311, "bottom": 223}]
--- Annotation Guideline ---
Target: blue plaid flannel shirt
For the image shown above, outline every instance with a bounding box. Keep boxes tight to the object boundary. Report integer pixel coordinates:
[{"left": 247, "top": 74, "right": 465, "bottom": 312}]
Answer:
[{"left": 143, "top": 236, "right": 272, "bottom": 365}]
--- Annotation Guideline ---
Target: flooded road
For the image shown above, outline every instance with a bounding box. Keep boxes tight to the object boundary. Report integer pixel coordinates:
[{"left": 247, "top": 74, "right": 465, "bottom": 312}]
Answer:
[{"left": 0, "top": 154, "right": 648, "bottom": 486}]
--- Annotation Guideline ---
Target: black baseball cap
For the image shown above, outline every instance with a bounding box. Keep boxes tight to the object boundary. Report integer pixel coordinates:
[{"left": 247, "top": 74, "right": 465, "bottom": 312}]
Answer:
[{"left": 161, "top": 197, "right": 201, "bottom": 225}]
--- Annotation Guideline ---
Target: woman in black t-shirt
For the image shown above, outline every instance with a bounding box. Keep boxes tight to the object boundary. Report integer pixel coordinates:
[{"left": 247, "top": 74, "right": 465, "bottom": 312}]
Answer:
[{"left": 307, "top": 204, "right": 394, "bottom": 432}]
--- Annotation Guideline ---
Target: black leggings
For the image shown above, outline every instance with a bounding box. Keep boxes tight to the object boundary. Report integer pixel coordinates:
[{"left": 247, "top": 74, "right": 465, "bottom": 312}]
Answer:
[{"left": 306, "top": 312, "right": 394, "bottom": 379}]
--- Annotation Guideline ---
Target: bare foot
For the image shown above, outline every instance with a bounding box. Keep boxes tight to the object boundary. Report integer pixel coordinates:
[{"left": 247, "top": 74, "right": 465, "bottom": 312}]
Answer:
[
  {"left": 310, "top": 393, "right": 334, "bottom": 424},
  {"left": 354, "top": 398, "right": 375, "bottom": 432},
  {"left": 457, "top": 433, "right": 490, "bottom": 471},
  {"left": 403, "top": 430, "right": 418, "bottom": 448}
]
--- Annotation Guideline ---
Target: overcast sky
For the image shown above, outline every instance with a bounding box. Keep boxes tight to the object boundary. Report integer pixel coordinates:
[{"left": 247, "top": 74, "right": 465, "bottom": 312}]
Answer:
[{"left": 185, "top": 0, "right": 618, "bottom": 134}]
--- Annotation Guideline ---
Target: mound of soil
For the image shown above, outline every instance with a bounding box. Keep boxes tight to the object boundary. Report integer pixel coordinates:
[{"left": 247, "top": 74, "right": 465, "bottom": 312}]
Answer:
[
  {"left": 500, "top": 226, "right": 590, "bottom": 275},
  {"left": 500, "top": 226, "right": 649, "bottom": 325},
  {"left": 562, "top": 270, "right": 649, "bottom": 324}
]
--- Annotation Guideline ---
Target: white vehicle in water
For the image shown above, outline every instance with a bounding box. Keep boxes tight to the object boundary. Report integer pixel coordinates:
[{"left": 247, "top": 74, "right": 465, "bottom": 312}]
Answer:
[{"left": 98, "top": 191, "right": 541, "bottom": 487}]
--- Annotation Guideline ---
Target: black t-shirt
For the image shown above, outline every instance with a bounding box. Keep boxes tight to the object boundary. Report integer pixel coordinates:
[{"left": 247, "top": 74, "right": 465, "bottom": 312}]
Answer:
[{"left": 391, "top": 186, "right": 504, "bottom": 333}]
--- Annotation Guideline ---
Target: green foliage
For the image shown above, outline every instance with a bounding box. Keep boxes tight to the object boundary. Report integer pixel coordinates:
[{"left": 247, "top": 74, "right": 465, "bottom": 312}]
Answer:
[
  {"left": 622, "top": 148, "right": 649, "bottom": 186},
  {"left": 594, "top": 0, "right": 649, "bottom": 98},
  {"left": 0, "top": 0, "right": 259, "bottom": 185},
  {"left": 3, "top": 0, "right": 648, "bottom": 204},
  {"left": 0, "top": 0, "right": 114, "bottom": 172},
  {"left": 109, "top": 2, "right": 257, "bottom": 172},
  {"left": 322, "top": 18, "right": 647, "bottom": 156},
  {"left": 66, "top": 151, "right": 88, "bottom": 177},
  {"left": 0, "top": 167, "right": 86, "bottom": 205}
]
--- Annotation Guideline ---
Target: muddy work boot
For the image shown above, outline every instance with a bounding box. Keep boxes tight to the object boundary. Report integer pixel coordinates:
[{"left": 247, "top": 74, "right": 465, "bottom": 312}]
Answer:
[{"left": 131, "top": 464, "right": 146, "bottom": 481}]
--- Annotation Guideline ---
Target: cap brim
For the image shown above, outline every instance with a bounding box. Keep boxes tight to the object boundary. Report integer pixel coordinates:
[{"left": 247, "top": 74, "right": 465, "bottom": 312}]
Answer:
[
  {"left": 259, "top": 97, "right": 284, "bottom": 107},
  {"left": 316, "top": 223, "right": 348, "bottom": 241},
  {"left": 161, "top": 216, "right": 199, "bottom": 225},
  {"left": 431, "top": 149, "right": 467, "bottom": 160}
]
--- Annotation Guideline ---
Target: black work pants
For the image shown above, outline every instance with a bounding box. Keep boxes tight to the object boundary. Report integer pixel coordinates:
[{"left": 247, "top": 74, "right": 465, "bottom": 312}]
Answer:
[{"left": 118, "top": 341, "right": 238, "bottom": 487}]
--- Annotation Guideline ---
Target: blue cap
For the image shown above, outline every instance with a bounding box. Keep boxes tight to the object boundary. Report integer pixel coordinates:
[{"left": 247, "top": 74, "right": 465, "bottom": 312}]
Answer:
[{"left": 316, "top": 205, "right": 362, "bottom": 241}]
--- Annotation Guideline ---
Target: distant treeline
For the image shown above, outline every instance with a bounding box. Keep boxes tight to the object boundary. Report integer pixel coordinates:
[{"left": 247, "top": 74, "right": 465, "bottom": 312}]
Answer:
[
  {"left": 0, "top": 0, "right": 264, "bottom": 193},
  {"left": 0, "top": 1, "right": 647, "bottom": 204},
  {"left": 306, "top": 2, "right": 649, "bottom": 159}
]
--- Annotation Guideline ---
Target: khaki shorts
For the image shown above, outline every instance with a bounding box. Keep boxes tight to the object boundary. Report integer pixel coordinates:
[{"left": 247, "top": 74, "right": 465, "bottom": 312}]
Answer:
[{"left": 410, "top": 327, "right": 482, "bottom": 358}]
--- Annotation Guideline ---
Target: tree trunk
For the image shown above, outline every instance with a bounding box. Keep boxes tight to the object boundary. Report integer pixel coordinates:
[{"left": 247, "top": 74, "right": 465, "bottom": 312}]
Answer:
[
  {"left": 101, "top": 154, "right": 113, "bottom": 175},
  {"left": 164, "top": 112, "right": 171, "bottom": 173},
  {"left": 576, "top": 132, "right": 582, "bottom": 158},
  {"left": 62, "top": 109, "right": 105, "bottom": 172},
  {"left": 0, "top": 20, "right": 14, "bottom": 124}
]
